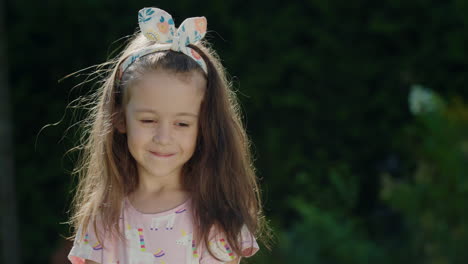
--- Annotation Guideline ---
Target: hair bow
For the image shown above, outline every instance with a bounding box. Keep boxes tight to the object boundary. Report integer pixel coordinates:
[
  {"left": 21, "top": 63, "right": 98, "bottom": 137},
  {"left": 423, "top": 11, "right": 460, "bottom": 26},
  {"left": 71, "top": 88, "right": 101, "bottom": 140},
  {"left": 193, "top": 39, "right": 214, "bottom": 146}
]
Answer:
[{"left": 119, "top": 7, "right": 208, "bottom": 77}]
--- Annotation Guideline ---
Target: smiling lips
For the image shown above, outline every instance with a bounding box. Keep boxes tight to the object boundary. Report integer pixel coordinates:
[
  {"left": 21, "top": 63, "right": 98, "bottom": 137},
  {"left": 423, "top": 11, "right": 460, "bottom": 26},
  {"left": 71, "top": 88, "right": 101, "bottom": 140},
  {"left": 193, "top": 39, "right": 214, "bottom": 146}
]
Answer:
[{"left": 150, "top": 151, "right": 175, "bottom": 157}]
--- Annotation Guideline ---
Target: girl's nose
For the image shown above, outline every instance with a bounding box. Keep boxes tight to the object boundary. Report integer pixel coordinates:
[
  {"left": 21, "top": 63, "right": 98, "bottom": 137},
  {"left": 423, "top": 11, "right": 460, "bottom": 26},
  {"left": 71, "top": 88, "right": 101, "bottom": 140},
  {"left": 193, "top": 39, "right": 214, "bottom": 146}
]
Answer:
[{"left": 153, "top": 122, "right": 172, "bottom": 145}]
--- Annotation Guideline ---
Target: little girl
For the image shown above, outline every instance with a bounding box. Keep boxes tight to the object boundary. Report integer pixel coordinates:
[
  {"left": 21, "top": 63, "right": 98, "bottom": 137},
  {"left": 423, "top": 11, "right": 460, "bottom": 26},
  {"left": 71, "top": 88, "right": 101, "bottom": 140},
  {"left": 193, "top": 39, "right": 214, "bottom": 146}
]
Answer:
[{"left": 67, "top": 7, "right": 269, "bottom": 264}]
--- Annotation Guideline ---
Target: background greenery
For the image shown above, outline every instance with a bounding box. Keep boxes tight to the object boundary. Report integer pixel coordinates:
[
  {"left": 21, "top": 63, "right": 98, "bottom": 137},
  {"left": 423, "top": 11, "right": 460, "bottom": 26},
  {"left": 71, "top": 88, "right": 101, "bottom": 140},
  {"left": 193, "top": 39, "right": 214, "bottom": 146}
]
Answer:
[{"left": 4, "top": 0, "right": 468, "bottom": 263}]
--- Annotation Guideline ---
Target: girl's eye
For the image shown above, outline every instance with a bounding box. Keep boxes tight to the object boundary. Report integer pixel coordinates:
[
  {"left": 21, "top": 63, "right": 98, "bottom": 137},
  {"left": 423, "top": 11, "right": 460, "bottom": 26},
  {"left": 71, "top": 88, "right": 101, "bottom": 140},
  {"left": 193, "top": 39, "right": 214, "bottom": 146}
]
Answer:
[
  {"left": 177, "top": 123, "right": 189, "bottom": 127},
  {"left": 140, "top": 120, "right": 189, "bottom": 127}
]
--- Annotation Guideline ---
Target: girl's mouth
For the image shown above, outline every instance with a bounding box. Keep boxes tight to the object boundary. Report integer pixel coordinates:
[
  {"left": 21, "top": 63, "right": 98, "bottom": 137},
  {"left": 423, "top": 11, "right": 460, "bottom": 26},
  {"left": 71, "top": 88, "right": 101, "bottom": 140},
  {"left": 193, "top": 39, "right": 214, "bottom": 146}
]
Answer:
[{"left": 150, "top": 151, "right": 175, "bottom": 158}]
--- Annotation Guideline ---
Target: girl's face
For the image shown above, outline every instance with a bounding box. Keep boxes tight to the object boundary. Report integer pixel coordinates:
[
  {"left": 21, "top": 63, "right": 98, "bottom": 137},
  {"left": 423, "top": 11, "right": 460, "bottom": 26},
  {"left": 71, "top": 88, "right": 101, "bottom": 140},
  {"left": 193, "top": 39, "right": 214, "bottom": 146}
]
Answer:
[{"left": 121, "top": 69, "right": 206, "bottom": 182}]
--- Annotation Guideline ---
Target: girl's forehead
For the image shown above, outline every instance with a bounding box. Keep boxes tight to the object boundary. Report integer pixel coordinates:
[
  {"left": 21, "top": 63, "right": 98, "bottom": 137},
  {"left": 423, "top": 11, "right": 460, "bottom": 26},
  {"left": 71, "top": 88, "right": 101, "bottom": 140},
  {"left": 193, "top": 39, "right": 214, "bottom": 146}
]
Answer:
[{"left": 127, "top": 70, "right": 205, "bottom": 114}]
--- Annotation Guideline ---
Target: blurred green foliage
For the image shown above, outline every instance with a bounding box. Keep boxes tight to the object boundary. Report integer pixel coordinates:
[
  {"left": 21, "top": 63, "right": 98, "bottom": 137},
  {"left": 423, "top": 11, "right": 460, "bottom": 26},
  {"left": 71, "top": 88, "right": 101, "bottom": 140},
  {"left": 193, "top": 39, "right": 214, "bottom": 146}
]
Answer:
[
  {"left": 281, "top": 199, "right": 385, "bottom": 263},
  {"left": 5, "top": 0, "right": 468, "bottom": 263},
  {"left": 381, "top": 87, "right": 468, "bottom": 263}
]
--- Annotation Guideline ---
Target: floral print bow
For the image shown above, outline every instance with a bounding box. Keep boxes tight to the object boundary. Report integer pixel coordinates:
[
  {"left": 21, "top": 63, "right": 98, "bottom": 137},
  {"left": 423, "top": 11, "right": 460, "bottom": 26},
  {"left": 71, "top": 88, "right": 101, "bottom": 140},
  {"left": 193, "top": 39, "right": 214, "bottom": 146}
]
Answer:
[{"left": 119, "top": 7, "right": 208, "bottom": 77}]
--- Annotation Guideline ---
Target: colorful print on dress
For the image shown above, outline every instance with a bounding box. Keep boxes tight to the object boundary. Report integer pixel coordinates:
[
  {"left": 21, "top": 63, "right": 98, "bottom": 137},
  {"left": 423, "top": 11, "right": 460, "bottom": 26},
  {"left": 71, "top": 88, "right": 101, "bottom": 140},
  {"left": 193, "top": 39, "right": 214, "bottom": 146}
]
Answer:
[
  {"left": 137, "top": 228, "right": 147, "bottom": 252},
  {"left": 208, "top": 238, "right": 236, "bottom": 262},
  {"left": 153, "top": 248, "right": 165, "bottom": 257},
  {"left": 149, "top": 210, "right": 183, "bottom": 230},
  {"left": 176, "top": 229, "right": 190, "bottom": 246},
  {"left": 69, "top": 229, "right": 94, "bottom": 259},
  {"left": 92, "top": 241, "right": 103, "bottom": 250},
  {"left": 219, "top": 238, "right": 235, "bottom": 260},
  {"left": 175, "top": 208, "right": 187, "bottom": 214},
  {"left": 125, "top": 226, "right": 154, "bottom": 263},
  {"left": 192, "top": 239, "right": 199, "bottom": 259}
]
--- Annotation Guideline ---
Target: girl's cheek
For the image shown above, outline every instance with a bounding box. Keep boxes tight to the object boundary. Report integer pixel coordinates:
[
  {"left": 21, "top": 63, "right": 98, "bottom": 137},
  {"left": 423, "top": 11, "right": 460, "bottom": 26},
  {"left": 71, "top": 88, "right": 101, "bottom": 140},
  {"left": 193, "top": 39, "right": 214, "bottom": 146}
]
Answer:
[
  {"left": 126, "top": 120, "right": 147, "bottom": 138},
  {"left": 134, "top": 126, "right": 153, "bottom": 138}
]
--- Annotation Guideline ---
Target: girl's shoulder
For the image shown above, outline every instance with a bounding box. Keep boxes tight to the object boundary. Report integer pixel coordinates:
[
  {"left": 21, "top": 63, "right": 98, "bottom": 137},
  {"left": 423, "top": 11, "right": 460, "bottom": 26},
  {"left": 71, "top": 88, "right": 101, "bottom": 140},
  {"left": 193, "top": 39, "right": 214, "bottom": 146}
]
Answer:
[{"left": 199, "top": 224, "right": 260, "bottom": 263}]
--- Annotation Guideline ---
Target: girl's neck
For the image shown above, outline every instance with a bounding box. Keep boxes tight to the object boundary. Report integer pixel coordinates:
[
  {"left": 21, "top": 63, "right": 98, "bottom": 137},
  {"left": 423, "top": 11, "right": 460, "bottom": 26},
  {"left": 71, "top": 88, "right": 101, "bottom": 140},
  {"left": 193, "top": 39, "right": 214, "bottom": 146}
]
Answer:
[
  {"left": 136, "top": 168, "right": 183, "bottom": 195},
  {"left": 128, "top": 186, "right": 190, "bottom": 214},
  {"left": 128, "top": 167, "right": 191, "bottom": 213}
]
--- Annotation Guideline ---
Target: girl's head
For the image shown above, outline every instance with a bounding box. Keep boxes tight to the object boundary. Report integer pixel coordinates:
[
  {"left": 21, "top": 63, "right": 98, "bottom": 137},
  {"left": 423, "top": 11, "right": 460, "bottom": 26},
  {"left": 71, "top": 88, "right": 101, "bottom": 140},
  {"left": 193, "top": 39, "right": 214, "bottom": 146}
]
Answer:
[
  {"left": 69, "top": 7, "right": 270, "bottom": 260},
  {"left": 114, "top": 49, "right": 207, "bottom": 190}
]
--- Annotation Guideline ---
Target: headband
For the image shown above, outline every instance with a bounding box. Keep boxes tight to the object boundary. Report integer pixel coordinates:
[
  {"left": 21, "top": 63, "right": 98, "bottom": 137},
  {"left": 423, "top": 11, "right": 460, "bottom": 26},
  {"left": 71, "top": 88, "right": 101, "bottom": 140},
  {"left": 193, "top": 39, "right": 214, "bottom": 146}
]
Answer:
[{"left": 118, "top": 7, "right": 208, "bottom": 79}]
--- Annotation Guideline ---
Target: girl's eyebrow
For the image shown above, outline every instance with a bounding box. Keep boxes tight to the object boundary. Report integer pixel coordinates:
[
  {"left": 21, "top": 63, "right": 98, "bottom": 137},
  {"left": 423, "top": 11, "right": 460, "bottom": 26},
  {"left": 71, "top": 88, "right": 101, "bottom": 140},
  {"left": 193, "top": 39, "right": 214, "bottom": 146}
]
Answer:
[{"left": 134, "top": 108, "right": 198, "bottom": 117}]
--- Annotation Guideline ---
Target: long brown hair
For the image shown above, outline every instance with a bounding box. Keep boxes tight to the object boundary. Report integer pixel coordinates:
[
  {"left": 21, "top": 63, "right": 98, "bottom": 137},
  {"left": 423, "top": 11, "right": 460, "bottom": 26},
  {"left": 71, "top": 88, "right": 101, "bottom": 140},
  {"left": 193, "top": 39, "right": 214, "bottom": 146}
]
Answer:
[{"left": 68, "top": 32, "right": 271, "bottom": 260}]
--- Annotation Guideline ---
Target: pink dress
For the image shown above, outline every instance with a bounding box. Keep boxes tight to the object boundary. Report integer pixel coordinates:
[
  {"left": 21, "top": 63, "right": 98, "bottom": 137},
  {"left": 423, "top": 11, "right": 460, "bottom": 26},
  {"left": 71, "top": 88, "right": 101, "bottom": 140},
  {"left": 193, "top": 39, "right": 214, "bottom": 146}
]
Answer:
[{"left": 68, "top": 197, "right": 259, "bottom": 264}]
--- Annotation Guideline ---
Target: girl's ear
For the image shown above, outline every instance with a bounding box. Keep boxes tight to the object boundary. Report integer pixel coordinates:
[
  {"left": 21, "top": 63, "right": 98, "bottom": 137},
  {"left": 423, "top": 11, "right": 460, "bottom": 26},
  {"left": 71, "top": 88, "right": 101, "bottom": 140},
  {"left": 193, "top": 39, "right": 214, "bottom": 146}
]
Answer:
[{"left": 114, "top": 110, "right": 127, "bottom": 134}]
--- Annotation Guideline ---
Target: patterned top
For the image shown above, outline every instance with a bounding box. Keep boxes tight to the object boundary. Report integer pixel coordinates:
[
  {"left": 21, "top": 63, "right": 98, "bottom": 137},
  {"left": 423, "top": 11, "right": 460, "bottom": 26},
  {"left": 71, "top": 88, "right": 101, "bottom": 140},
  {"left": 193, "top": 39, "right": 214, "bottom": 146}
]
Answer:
[{"left": 68, "top": 197, "right": 259, "bottom": 264}]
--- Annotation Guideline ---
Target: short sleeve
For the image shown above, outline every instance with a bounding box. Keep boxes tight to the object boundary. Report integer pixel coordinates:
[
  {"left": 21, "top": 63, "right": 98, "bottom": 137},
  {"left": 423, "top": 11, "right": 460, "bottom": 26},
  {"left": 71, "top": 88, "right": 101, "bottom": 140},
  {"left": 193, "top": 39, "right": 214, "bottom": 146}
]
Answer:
[
  {"left": 68, "top": 218, "right": 106, "bottom": 264},
  {"left": 200, "top": 224, "right": 260, "bottom": 264}
]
